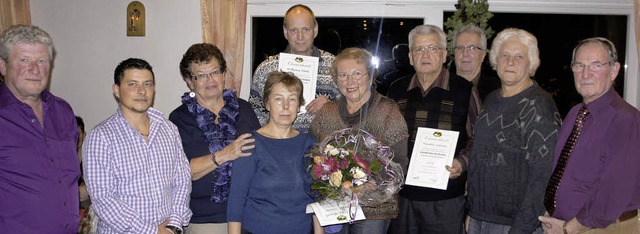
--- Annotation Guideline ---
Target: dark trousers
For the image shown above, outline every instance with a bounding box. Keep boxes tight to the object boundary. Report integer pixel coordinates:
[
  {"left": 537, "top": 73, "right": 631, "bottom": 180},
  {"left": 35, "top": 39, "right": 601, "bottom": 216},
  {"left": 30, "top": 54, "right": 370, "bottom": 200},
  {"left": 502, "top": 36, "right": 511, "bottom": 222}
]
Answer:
[{"left": 388, "top": 195, "right": 465, "bottom": 234}]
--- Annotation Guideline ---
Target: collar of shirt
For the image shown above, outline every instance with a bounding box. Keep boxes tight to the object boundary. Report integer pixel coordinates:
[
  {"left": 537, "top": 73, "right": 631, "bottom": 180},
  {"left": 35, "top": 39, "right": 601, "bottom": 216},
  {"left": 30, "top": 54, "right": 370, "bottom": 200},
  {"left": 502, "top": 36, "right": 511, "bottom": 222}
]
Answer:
[
  {"left": 407, "top": 67, "right": 450, "bottom": 96},
  {"left": 283, "top": 45, "right": 326, "bottom": 63},
  {"left": 0, "top": 83, "right": 54, "bottom": 108},
  {"left": 115, "top": 106, "right": 166, "bottom": 138},
  {"left": 470, "top": 73, "right": 482, "bottom": 86},
  {"left": 583, "top": 88, "right": 617, "bottom": 123}
]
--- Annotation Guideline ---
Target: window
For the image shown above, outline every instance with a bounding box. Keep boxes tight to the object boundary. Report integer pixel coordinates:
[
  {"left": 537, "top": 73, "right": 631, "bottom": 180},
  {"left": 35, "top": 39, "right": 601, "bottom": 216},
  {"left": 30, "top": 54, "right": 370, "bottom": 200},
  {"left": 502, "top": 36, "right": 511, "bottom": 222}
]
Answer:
[
  {"left": 243, "top": 1, "right": 637, "bottom": 109},
  {"left": 444, "top": 12, "right": 628, "bottom": 116}
]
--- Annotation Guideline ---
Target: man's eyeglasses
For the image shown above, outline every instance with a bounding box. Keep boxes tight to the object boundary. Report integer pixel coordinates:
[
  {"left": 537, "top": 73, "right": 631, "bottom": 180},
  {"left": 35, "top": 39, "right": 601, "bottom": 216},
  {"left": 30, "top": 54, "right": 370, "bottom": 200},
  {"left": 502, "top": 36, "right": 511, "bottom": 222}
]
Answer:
[
  {"left": 571, "top": 62, "right": 610, "bottom": 72},
  {"left": 411, "top": 46, "right": 443, "bottom": 55},
  {"left": 191, "top": 69, "right": 223, "bottom": 80},
  {"left": 454, "top": 45, "right": 484, "bottom": 53},
  {"left": 336, "top": 71, "right": 368, "bottom": 82}
]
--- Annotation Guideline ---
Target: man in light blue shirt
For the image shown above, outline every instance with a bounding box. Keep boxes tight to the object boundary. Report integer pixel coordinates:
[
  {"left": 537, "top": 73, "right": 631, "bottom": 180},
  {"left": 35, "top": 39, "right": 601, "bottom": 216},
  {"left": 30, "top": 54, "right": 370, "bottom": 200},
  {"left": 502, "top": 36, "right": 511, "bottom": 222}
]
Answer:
[{"left": 83, "top": 58, "right": 192, "bottom": 234}]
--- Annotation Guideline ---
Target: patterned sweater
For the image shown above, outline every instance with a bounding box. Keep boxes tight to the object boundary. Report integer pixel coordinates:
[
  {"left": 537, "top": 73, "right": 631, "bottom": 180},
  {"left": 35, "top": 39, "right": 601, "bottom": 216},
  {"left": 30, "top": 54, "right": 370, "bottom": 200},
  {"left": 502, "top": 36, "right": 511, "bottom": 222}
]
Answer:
[
  {"left": 249, "top": 46, "right": 340, "bottom": 133},
  {"left": 467, "top": 83, "right": 561, "bottom": 234},
  {"left": 310, "top": 91, "right": 409, "bottom": 220}
]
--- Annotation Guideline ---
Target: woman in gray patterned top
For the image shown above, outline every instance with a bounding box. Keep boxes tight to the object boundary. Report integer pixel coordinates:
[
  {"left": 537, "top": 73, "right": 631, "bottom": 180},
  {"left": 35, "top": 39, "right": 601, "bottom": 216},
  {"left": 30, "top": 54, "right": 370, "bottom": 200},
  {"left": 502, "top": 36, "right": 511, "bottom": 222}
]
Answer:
[{"left": 466, "top": 28, "right": 561, "bottom": 234}]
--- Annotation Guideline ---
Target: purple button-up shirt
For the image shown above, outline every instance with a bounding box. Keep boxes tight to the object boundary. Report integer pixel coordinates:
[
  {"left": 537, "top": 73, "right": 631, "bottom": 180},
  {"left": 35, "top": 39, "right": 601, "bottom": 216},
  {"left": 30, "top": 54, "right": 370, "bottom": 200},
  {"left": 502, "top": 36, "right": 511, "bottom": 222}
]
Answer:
[
  {"left": 552, "top": 89, "right": 640, "bottom": 228},
  {"left": 0, "top": 83, "right": 80, "bottom": 233}
]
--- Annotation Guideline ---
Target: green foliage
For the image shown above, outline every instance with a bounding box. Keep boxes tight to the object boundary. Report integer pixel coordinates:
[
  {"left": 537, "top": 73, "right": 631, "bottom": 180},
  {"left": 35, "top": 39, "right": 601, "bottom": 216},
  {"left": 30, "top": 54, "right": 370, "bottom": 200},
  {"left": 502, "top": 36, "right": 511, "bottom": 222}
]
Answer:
[{"left": 444, "top": 0, "right": 494, "bottom": 55}]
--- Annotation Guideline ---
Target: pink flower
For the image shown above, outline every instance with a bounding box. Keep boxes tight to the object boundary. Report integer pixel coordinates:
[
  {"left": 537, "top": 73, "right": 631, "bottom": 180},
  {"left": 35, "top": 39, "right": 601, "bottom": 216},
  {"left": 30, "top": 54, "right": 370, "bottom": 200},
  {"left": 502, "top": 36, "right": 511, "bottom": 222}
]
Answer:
[
  {"left": 325, "top": 157, "right": 340, "bottom": 172},
  {"left": 312, "top": 164, "right": 324, "bottom": 180},
  {"left": 340, "top": 157, "right": 349, "bottom": 169},
  {"left": 353, "top": 155, "right": 369, "bottom": 170}
]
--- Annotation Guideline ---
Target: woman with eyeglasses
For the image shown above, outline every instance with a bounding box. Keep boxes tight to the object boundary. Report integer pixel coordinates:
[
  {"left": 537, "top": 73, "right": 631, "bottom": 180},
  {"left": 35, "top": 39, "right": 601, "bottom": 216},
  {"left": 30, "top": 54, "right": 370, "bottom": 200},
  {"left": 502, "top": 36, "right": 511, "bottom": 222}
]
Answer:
[
  {"left": 465, "top": 28, "right": 561, "bottom": 234},
  {"left": 168, "top": 43, "right": 260, "bottom": 234},
  {"left": 309, "top": 47, "right": 409, "bottom": 234}
]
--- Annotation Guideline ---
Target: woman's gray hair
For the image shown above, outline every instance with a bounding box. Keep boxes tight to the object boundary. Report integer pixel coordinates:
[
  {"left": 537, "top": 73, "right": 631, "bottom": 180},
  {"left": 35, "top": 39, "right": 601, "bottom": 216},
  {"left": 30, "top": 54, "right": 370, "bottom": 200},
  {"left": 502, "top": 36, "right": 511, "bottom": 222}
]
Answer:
[
  {"left": 0, "top": 24, "right": 54, "bottom": 62},
  {"left": 489, "top": 28, "right": 540, "bottom": 77},
  {"left": 408, "top": 24, "right": 446, "bottom": 49}
]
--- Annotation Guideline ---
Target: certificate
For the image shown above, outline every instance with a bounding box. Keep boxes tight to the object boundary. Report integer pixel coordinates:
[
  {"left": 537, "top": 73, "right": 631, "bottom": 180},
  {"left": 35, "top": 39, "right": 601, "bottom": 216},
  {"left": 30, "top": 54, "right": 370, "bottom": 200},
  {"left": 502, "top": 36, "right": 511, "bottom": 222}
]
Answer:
[
  {"left": 305, "top": 195, "right": 366, "bottom": 226},
  {"left": 405, "top": 127, "right": 459, "bottom": 190},
  {"left": 278, "top": 53, "right": 319, "bottom": 113}
]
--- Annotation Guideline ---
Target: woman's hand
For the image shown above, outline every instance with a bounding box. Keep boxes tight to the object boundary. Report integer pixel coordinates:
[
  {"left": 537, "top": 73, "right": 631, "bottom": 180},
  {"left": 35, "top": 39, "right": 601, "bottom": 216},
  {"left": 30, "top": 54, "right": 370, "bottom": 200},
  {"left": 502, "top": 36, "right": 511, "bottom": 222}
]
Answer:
[
  {"left": 217, "top": 133, "right": 256, "bottom": 164},
  {"left": 189, "top": 133, "right": 256, "bottom": 181}
]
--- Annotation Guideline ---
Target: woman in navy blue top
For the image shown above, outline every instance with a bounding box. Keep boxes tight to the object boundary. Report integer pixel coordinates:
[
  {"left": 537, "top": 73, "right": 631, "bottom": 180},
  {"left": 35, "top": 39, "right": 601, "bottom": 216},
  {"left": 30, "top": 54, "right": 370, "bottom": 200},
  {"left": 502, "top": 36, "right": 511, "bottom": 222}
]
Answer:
[
  {"left": 169, "top": 43, "right": 260, "bottom": 233},
  {"left": 227, "top": 72, "right": 319, "bottom": 234}
]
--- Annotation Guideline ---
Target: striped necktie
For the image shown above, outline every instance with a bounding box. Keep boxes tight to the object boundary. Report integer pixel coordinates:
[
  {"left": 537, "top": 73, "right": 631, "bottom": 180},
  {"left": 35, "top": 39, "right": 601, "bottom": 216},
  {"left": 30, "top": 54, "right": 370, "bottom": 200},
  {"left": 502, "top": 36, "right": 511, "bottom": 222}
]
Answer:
[{"left": 544, "top": 105, "right": 590, "bottom": 215}]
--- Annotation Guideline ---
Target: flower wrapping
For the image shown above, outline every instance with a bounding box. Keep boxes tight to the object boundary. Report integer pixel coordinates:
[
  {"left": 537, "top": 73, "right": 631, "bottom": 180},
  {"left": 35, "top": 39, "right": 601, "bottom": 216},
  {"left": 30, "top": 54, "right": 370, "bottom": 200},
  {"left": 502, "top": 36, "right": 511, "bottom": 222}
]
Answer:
[{"left": 307, "top": 128, "right": 404, "bottom": 207}]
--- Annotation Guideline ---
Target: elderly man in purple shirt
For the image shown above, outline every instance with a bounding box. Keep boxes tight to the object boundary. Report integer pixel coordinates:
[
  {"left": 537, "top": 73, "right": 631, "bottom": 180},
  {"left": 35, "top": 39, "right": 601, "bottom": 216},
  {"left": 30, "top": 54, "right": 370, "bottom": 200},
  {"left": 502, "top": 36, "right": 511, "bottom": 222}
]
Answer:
[
  {"left": 539, "top": 37, "right": 640, "bottom": 233},
  {"left": 0, "top": 25, "right": 80, "bottom": 233}
]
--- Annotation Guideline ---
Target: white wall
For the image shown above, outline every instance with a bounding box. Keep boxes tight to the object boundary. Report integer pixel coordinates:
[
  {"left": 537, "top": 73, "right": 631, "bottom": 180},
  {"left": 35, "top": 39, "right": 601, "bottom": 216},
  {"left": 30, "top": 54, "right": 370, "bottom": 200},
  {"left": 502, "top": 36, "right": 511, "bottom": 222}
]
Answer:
[{"left": 30, "top": 0, "right": 202, "bottom": 130}]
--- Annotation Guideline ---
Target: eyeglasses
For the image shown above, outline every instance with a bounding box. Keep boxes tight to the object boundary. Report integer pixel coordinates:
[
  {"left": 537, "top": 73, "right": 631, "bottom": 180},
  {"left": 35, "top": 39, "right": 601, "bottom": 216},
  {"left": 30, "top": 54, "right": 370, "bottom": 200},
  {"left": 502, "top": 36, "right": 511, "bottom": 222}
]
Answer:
[
  {"left": 336, "top": 71, "right": 368, "bottom": 82},
  {"left": 411, "top": 46, "right": 443, "bottom": 55},
  {"left": 191, "top": 69, "right": 223, "bottom": 80},
  {"left": 454, "top": 45, "right": 484, "bottom": 53},
  {"left": 571, "top": 62, "right": 610, "bottom": 72}
]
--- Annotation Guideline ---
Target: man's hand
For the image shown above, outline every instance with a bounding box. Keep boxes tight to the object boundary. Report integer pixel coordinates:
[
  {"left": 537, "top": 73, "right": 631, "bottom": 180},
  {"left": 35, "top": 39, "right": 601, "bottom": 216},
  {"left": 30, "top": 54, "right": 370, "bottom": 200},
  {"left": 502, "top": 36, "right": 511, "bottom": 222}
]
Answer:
[
  {"left": 305, "top": 95, "right": 329, "bottom": 114},
  {"left": 157, "top": 219, "right": 172, "bottom": 234},
  {"left": 446, "top": 159, "right": 463, "bottom": 179},
  {"left": 538, "top": 215, "right": 564, "bottom": 234}
]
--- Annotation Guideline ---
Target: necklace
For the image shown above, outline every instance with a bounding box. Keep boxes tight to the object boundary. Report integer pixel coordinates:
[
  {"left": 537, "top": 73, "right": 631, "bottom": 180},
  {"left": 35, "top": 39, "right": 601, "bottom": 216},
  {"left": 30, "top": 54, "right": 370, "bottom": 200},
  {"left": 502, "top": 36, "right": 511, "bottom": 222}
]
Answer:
[{"left": 138, "top": 131, "right": 149, "bottom": 137}]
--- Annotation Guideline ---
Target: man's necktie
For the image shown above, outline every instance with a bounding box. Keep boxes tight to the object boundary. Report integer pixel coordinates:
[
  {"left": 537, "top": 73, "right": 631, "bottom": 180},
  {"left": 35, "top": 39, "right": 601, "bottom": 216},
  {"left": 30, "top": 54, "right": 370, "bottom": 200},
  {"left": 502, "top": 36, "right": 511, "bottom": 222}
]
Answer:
[{"left": 544, "top": 105, "right": 590, "bottom": 215}]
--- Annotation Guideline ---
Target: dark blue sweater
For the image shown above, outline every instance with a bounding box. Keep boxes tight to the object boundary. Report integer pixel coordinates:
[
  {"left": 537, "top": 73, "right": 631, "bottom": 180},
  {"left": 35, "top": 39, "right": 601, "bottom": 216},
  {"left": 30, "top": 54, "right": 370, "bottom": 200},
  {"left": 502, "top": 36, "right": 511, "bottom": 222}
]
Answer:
[
  {"left": 227, "top": 131, "right": 316, "bottom": 234},
  {"left": 168, "top": 98, "right": 260, "bottom": 223}
]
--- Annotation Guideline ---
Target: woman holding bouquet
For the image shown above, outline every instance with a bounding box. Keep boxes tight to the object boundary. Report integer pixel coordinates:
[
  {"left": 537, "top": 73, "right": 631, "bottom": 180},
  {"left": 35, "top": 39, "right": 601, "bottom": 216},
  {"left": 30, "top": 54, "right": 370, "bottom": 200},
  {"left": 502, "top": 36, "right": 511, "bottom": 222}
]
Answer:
[
  {"left": 227, "top": 72, "right": 322, "bottom": 234},
  {"left": 310, "top": 47, "right": 410, "bottom": 234},
  {"left": 169, "top": 43, "right": 260, "bottom": 233}
]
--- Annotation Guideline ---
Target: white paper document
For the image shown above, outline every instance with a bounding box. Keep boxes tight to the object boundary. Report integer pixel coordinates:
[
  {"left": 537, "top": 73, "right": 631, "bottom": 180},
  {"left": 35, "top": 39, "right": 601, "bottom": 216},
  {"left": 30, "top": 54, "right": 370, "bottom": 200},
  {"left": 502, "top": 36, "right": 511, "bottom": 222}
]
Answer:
[
  {"left": 305, "top": 196, "right": 366, "bottom": 226},
  {"left": 405, "top": 127, "right": 459, "bottom": 190},
  {"left": 277, "top": 53, "right": 319, "bottom": 113}
]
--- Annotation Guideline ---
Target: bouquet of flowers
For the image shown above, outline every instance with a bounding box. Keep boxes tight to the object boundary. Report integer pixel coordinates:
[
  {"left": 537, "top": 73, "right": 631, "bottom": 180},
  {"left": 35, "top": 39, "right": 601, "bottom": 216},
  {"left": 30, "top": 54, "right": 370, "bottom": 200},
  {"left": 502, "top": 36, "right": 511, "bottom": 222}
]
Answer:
[{"left": 308, "top": 128, "right": 404, "bottom": 207}]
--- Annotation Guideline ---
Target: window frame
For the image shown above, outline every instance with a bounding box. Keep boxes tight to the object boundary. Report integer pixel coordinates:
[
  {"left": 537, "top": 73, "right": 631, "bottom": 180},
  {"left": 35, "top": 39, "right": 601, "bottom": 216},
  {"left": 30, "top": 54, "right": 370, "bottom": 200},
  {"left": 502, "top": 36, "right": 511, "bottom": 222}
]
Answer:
[{"left": 241, "top": 0, "right": 638, "bottom": 108}]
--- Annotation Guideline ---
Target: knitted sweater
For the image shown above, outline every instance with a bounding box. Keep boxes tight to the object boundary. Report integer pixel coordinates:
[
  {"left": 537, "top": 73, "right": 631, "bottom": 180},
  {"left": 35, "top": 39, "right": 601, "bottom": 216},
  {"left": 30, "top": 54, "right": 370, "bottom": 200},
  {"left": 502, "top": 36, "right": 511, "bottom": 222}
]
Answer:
[
  {"left": 387, "top": 71, "right": 474, "bottom": 202},
  {"left": 249, "top": 46, "right": 340, "bottom": 133},
  {"left": 310, "top": 91, "right": 409, "bottom": 219},
  {"left": 467, "top": 83, "right": 561, "bottom": 234}
]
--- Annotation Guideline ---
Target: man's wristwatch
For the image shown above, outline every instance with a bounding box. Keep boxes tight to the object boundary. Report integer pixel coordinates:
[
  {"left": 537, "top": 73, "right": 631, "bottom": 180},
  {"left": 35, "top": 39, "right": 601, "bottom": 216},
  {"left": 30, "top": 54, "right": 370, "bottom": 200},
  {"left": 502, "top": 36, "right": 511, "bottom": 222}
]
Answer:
[{"left": 166, "top": 225, "right": 182, "bottom": 234}]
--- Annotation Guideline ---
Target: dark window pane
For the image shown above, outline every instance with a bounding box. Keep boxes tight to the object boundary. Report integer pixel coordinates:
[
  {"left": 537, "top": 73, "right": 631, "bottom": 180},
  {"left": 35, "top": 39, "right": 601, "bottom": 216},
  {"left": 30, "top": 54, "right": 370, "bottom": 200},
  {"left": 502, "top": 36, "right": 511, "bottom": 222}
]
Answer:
[
  {"left": 251, "top": 17, "right": 423, "bottom": 94},
  {"left": 444, "top": 12, "right": 627, "bottom": 116}
]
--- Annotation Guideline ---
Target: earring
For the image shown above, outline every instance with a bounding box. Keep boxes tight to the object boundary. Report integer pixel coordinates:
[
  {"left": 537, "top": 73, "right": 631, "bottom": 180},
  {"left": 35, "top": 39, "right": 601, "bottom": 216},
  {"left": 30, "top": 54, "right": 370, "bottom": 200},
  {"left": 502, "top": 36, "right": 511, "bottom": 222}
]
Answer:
[{"left": 189, "top": 90, "right": 196, "bottom": 98}]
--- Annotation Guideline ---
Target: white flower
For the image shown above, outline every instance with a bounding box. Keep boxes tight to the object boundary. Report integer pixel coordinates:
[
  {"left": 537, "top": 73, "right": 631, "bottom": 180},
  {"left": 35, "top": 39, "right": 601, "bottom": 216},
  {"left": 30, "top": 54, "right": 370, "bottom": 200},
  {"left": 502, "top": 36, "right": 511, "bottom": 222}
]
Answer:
[
  {"left": 350, "top": 167, "right": 368, "bottom": 186},
  {"left": 339, "top": 149, "right": 349, "bottom": 158},
  {"left": 324, "top": 144, "right": 335, "bottom": 155},
  {"left": 329, "top": 148, "right": 340, "bottom": 156},
  {"left": 329, "top": 171, "right": 343, "bottom": 187}
]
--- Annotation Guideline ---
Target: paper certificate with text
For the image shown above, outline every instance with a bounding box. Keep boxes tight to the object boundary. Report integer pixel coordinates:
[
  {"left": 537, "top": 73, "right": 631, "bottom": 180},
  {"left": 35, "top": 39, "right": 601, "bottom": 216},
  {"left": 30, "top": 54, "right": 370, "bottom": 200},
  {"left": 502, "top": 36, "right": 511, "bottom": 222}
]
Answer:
[
  {"left": 305, "top": 196, "right": 366, "bottom": 226},
  {"left": 278, "top": 53, "right": 318, "bottom": 113},
  {"left": 405, "top": 127, "right": 459, "bottom": 190}
]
